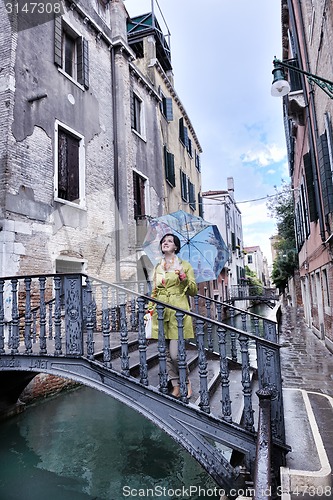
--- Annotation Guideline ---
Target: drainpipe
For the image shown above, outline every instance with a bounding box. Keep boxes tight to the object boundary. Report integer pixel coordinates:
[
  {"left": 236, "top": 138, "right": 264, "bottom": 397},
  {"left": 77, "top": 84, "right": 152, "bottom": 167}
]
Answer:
[
  {"left": 110, "top": 46, "right": 121, "bottom": 283},
  {"left": 287, "top": 0, "right": 325, "bottom": 240}
]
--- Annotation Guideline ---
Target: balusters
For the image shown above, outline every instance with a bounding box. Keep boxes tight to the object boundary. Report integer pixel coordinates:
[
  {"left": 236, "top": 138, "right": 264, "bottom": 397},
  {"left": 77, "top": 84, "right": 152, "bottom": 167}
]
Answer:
[
  {"left": 217, "top": 326, "right": 232, "bottom": 422},
  {"left": 137, "top": 296, "right": 148, "bottom": 386},
  {"left": 195, "top": 318, "right": 210, "bottom": 413},
  {"left": 130, "top": 294, "right": 137, "bottom": 331},
  {"left": 0, "top": 279, "right": 4, "bottom": 354},
  {"left": 110, "top": 289, "right": 117, "bottom": 331},
  {"left": 10, "top": 279, "right": 19, "bottom": 355},
  {"left": 24, "top": 277, "right": 32, "bottom": 354},
  {"left": 216, "top": 301, "right": 222, "bottom": 322},
  {"left": 39, "top": 277, "right": 47, "bottom": 355},
  {"left": 205, "top": 297, "right": 213, "bottom": 351},
  {"left": 254, "top": 316, "right": 260, "bottom": 337},
  {"left": 229, "top": 308, "right": 238, "bottom": 362},
  {"left": 48, "top": 302, "right": 53, "bottom": 340},
  {"left": 176, "top": 311, "right": 188, "bottom": 403},
  {"left": 102, "top": 285, "right": 111, "bottom": 368},
  {"left": 156, "top": 304, "right": 168, "bottom": 394},
  {"left": 54, "top": 276, "right": 63, "bottom": 356},
  {"left": 241, "top": 311, "right": 247, "bottom": 332},
  {"left": 238, "top": 333, "right": 254, "bottom": 432},
  {"left": 264, "top": 319, "right": 277, "bottom": 343},
  {"left": 119, "top": 292, "right": 130, "bottom": 376}
]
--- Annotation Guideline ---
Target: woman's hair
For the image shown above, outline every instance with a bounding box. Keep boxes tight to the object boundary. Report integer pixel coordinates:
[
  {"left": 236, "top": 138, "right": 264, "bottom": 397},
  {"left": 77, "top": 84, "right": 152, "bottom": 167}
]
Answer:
[{"left": 160, "top": 233, "right": 181, "bottom": 254}]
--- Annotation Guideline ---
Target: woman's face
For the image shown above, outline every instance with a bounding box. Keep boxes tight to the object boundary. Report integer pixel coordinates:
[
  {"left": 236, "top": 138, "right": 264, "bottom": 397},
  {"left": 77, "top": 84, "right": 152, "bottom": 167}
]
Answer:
[{"left": 161, "top": 235, "right": 177, "bottom": 254}]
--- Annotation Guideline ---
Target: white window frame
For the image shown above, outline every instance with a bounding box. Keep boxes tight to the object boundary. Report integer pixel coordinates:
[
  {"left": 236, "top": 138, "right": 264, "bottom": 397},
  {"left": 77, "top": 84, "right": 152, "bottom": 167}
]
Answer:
[
  {"left": 133, "top": 168, "right": 151, "bottom": 216},
  {"left": 132, "top": 92, "right": 146, "bottom": 140},
  {"left": 54, "top": 120, "right": 86, "bottom": 209},
  {"left": 57, "top": 18, "right": 86, "bottom": 91}
]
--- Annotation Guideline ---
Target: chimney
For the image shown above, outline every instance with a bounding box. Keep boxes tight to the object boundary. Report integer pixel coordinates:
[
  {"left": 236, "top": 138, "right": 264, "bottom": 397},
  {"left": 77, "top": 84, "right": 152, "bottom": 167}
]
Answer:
[{"left": 227, "top": 177, "right": 234, "bottom": 198}]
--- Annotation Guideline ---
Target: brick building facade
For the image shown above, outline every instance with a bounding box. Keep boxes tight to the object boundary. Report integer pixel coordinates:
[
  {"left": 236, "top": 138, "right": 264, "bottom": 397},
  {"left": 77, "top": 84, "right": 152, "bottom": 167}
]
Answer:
[{"left": 280, "top": 0, "right": 333, "bottom": 350}]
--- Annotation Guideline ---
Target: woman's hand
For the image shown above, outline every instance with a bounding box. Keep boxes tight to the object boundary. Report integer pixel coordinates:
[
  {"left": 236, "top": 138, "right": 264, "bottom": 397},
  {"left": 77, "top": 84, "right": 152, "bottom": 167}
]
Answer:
[{"left": 175, "top": 266, "right": 186, "bottom": 281}]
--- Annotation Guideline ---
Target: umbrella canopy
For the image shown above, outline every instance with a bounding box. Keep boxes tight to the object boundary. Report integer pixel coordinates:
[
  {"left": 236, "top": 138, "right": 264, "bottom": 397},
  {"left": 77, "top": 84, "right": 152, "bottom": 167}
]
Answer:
[{"left": 142, "top": 210, "right": 230, "bottom": 283}]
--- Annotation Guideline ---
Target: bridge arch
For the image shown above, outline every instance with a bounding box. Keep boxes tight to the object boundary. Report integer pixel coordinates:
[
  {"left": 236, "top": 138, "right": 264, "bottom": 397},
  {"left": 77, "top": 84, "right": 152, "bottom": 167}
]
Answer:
[{"left": 0, "top": 355, "right": 254, "bottom": 494}]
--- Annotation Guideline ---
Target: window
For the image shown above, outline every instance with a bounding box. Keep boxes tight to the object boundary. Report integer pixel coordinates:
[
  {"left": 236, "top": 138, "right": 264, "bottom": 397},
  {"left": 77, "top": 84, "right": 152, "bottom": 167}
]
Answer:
[
  {"left": 133, "top": 171, "right": 147, "bottom": 219},
  {"left": 188, "top": 181, "right": 196, "bottom": 210},
  {"left": 198, "top": 193, "right": 203, "bottom": 218},
  {"left": 131, "top": 92, "right": 145, "bottom": 137},
  {"left": 164, "top": 146, "right": 175, "bottom": 187},
  {"left": 187, "top": 138, "right": 193, "bottom": 157},
  {"left": 247, "top": 255, "right": 253, "bottom": 264},
  {"left": 322, "top": 269, "right": 330, "bottom": 307},
  {"left": 180, "top": 171, "right": 188, "bottom": 201},
  {"left": 160, "top": 93, "right": 173, "bottom": 121},
  {"left": 54, "top": 17, "right": 89, "bottom": 89},
  {"left": 195, "top": 150, "right": 201, "bottom": 172},
  {"left": 55, "top": 121, "right": 85, "bottom": 206},
  {"left": 179, "top": 118, "right": 188, "bottom": 148}
]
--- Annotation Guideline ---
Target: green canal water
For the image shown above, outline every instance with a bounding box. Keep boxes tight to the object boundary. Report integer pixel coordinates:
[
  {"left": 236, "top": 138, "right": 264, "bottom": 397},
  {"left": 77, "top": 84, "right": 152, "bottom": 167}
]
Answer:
[{"left": 0, "top": 386, "right": 222, "bottom": 500}]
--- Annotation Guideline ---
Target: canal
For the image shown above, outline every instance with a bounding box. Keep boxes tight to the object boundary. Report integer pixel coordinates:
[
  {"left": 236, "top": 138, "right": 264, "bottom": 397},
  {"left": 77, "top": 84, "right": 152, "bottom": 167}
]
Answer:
[{"left": 0, "top": 386, "right": 222, "bottom": 500}]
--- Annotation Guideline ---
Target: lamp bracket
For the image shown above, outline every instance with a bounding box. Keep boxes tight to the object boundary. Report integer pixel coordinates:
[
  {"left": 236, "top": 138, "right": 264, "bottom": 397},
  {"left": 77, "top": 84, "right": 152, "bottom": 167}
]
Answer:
[{"left": 273, "top": 57, "right": 333, "bottom": 99}]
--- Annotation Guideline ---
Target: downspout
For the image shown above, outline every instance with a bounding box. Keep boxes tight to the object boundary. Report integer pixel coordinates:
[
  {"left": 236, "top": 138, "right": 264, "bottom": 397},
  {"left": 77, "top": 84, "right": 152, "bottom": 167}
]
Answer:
[
  {"left": 111, "top": 46, "right": 121, "bottom": 282},
  {"left": 287, "top": 0, "right": 325, "bottom": 240}
]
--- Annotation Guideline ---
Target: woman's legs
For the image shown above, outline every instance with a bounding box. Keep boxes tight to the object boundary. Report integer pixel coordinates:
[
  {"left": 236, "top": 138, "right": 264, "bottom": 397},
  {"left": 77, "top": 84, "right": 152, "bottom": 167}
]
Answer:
[{"left": 166, "top": 339, "right": 192, "bottom": 397}]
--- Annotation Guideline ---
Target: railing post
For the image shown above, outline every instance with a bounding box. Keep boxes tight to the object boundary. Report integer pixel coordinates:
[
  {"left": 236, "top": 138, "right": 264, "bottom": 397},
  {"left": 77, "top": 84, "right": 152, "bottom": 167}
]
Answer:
[
  {"left": 137, "top": 296, "right": 149, "bottom": 386},
  {"left": 39, "top": 276, "right": 47, "bottom": 355},
  {"left": 217, "top": 326, "right": 232, "bottom": 422},
  {"left": 229, "top": 308, "right": 238, "bottom": 362},
  {"left": 102, "top": 285, "right": 111, "bottom": 369},
  {"left": 176, "top": 311, "right": 189, "bottom": 403},
  {"left": 156, "top": 303, "right": 168, "bottom": 394},
  {"left": 24, "top": 277, "right": 32, "bottom": 354},
  {"left": 195, "top": 318, "right": 210, "bottom": 413},
  {"left": 238, "top": 333, "right": 254, "bottom": 432},
  {"left": 119, "top": 291, "right": 130, "bottom": 376},
  {"left": 11, "top": 278, "right": 19, "bottom": 355},
  {"left": 254, "top": 387, "right": 273, "bottom": 500},
  {"left": 0, "top": 279, "right": 4, "bottom": 354},
  {"left": 256, "top": 339, "right": 285, "bottom": 442},
  {"left": 64, "top": 274, "right": 83, "bottom": 356},
  {"left": 205, "top": 297, "right": 213, "bottom": 351},
  {"left": 54, "top": 275, "right": 63, "bottom": 356}
]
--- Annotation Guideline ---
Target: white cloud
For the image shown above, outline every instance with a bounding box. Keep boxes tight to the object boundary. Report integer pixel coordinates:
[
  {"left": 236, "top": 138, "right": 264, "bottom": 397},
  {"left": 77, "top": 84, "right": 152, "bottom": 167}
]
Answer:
[{"left": 242, "top": 144, "right": 287, "bottom": 167}]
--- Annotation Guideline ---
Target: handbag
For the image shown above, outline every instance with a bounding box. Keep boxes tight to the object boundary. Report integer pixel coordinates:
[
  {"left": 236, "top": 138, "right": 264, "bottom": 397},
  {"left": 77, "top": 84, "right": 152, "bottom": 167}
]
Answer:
[{"left": 144, "top": 312, "right": 153, "bottom": 339}]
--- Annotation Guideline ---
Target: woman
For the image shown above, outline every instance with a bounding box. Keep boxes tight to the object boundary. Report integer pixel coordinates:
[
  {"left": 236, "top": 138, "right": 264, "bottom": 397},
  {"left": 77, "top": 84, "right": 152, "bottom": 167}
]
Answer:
[{"left": 146, "top": 233, "right": 198, "bottom": 398}]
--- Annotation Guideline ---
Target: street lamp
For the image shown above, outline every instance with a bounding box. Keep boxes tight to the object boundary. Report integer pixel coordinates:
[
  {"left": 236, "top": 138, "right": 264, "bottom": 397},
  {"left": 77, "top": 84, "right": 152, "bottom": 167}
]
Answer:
[{"left": 271, "top": 56, "right": 333, "bottom": 99}]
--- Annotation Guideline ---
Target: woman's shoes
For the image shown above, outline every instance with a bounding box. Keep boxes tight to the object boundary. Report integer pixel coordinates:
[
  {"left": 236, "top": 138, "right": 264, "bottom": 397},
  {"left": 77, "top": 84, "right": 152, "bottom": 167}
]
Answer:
[
  {"left": 169, "top": 383, "right": 192, "bottom": 399},
  {"left": 170, "top": 386, "right": 180, "bottom": 398}
]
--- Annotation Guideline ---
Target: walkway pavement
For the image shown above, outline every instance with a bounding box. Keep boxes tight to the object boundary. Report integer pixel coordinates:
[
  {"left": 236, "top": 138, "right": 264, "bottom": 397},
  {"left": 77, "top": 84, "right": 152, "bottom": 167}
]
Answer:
[{"left": 278, "top": 303, "right": 333, "bottom": 500}]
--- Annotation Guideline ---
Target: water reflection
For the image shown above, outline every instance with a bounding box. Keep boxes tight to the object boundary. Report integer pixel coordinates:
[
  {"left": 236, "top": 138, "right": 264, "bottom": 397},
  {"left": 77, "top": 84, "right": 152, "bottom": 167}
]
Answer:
[{"left": 0, "top": 387, "right": 221, "bottom": 500}]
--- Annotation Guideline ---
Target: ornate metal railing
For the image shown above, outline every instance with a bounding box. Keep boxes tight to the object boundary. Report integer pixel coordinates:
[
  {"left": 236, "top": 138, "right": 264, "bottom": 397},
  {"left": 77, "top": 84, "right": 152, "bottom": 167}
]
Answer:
[{"left": 0, "top": 273, "right": 288, "bottom": 493}]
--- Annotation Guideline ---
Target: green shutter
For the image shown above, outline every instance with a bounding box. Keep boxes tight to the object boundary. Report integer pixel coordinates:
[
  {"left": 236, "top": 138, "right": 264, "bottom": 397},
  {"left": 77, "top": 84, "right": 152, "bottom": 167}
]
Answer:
[
  {"left": 54, "top": 15, "right": 62, "bottom": 67},
  {"left": 304, "top": 152, "right": 318, "bottom": 222},
  {"left": 165, "top": 98, "right": 173, "bottom": 121},
  {"left": 77, "top": 38, "right": 89, "bottom": 89},
  {"left": 317, "top": 133, "right": 333, "bottom": 216}
]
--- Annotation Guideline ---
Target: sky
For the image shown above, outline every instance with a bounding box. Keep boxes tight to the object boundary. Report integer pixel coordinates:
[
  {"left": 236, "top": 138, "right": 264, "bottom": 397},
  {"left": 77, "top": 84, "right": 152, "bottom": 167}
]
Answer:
[{"left": 124, "top": 0, "right": 288, "bottom": 265}]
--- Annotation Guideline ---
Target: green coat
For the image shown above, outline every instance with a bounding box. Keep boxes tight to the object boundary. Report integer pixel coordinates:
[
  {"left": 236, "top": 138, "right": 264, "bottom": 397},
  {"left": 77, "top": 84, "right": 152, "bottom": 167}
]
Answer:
[{"left": 149, "top": 259, "right": 198, "bottom": 340}]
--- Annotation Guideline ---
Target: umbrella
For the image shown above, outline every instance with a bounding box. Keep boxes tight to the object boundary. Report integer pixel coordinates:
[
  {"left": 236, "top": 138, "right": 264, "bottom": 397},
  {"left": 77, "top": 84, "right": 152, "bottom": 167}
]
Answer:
[{"left": 142, "top": 210, "right": 230, "bottom": 283}]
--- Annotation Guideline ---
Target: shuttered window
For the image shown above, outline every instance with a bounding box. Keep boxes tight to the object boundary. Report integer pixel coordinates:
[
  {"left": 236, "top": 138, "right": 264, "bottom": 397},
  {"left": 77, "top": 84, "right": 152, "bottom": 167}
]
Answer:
[
  {"left": 317, "top": 132, "right": 333, "bottom": 216},
  {"left": 160, "top": 96, "right": 173, "bottom": 121},
  {"left": 133, "top": 171, "right": 146, "bottom": 218},
  {"left": 180, "top": 171, "right": 188, "bottom": 201},
  {"left": 303, "top": 152, "right": 318, "bottom": 222},
  {"left": 58, "top": 130, "right": 80, "bottom": 202},
  {"left": 179, "top": 118, "right": 189, "bottom": 148},
  {"left": 55, "top": 122, "right": 85, "bottom": 206},
  {"left": 164, "top": 146, "right": 175, "bottom": 187},
  {"left": 54, "top": 17, "right": 89, "bottom": 89},
  {"left": 188, "top": 181, "right": 196, "bottom": 210}
]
